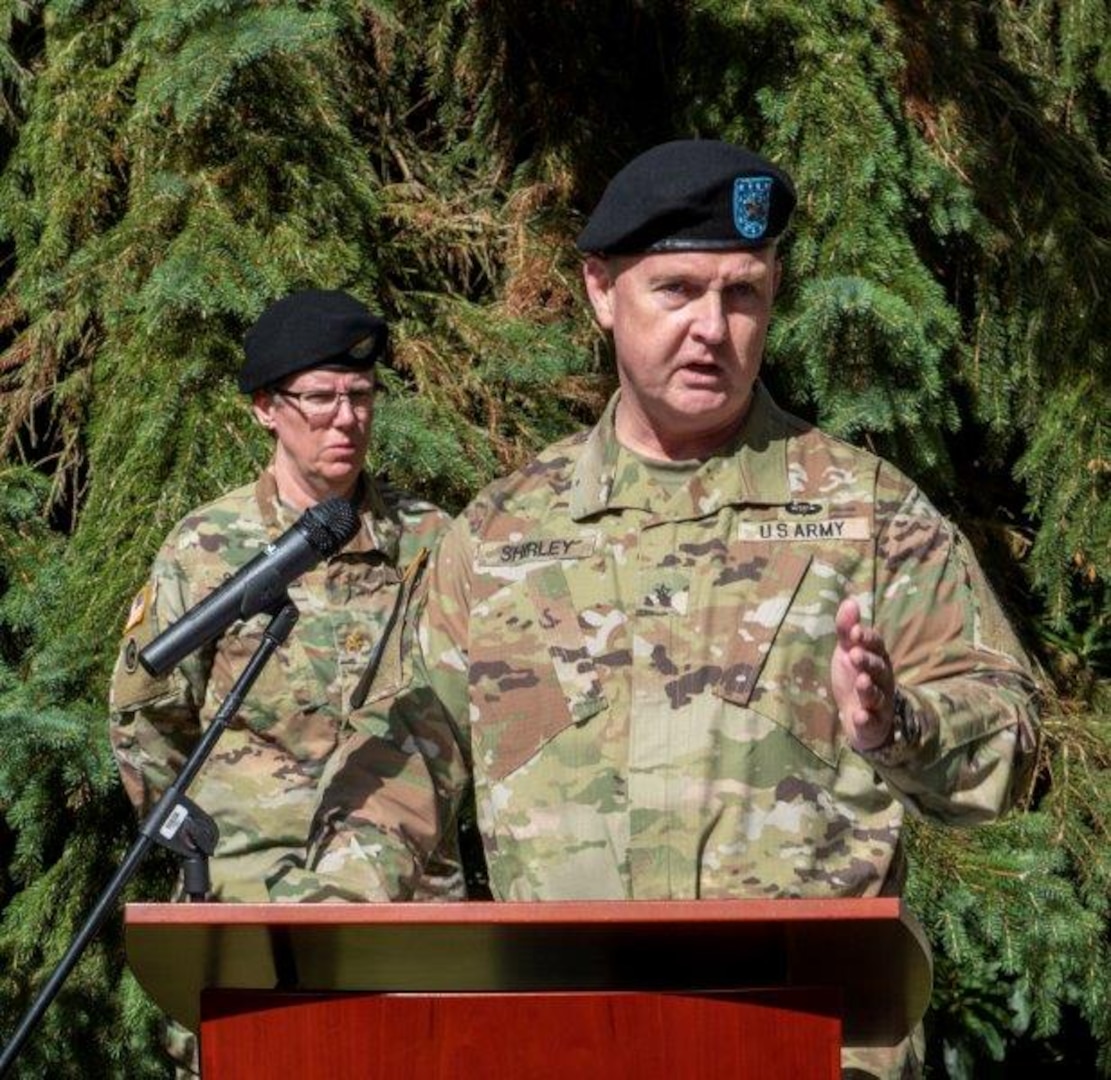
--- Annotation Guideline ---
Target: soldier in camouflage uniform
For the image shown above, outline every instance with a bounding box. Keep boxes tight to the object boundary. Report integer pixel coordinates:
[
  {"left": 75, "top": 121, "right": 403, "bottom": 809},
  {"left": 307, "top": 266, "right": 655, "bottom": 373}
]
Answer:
[
  {"left": 314, "top": 142, "right": 1036, "bottom": 1078},
  {"left": 406, "top": 142, "right": 1037, "bottom": 897},
  {"left": 111, "top": 291, "right": 462, "bottom": 1075},
  {"left": 109, "top": 289, "right": 461, "bottom": 907}
]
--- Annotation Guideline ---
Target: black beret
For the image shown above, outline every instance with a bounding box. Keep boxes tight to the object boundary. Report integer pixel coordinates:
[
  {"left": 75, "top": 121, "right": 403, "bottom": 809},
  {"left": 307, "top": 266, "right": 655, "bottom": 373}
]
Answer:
[
  {"left": 575, "top": 140, "right": 796, "bottom": 255},
  {"left": 239, "top": 289, "right": 388, "bottom": 393}
]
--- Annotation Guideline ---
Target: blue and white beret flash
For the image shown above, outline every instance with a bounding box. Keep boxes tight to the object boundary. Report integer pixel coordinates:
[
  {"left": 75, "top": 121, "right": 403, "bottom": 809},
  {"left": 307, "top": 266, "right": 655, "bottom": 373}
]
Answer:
[
  {"left": 239, "top": 289, "right": 388, "bottom": 393},
  {"left": 575, "top": 140, "right": 796, "bottom": 255}
]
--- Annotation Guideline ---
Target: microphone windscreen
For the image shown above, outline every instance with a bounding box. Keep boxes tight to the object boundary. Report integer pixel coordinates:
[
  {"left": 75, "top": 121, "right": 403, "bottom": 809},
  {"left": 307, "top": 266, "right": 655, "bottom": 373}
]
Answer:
[{"left": 300, "top": 497, "right": 361, "bottom": 556}]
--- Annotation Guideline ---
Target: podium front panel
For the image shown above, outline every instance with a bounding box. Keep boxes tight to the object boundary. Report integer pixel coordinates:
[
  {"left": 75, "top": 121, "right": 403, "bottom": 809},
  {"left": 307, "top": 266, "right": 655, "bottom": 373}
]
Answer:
[{"left": 200, "top": 988, "right": 843, "bottom": 1079}]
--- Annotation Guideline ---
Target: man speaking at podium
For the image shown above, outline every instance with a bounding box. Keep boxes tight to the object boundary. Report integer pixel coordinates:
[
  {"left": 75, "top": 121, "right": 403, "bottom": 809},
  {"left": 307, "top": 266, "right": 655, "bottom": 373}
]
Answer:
[{"left": 324, "top": 143, "right": 1040, "bottom": 1077}]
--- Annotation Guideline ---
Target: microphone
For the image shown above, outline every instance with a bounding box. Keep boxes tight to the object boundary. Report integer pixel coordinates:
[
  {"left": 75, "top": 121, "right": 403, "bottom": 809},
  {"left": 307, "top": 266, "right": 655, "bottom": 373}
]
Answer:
[{"left": 139, "top": 496, "right": 362, "bottom": 677}]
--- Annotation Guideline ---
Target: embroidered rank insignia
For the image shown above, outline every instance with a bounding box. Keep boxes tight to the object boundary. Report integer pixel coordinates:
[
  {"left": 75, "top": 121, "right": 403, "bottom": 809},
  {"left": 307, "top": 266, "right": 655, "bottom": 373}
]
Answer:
[{"left": 733, "top": 176, "right": 774, "bottom": 241}]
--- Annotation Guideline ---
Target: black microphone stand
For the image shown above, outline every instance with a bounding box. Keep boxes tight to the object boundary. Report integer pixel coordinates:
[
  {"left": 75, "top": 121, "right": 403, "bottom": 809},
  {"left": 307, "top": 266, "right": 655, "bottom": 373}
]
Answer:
[{"left": 0, "top": 599, "right": 300, "bottom": 1078}]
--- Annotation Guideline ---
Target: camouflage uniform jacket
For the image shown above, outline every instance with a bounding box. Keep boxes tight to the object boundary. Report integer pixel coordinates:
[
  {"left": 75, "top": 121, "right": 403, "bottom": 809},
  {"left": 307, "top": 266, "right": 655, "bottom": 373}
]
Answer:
[
  {"left": 109, "top": 467, "right": 458, "bottom": 902},
  {"left": 416, "top": 383, "right": 1038, "bottom": 901}
]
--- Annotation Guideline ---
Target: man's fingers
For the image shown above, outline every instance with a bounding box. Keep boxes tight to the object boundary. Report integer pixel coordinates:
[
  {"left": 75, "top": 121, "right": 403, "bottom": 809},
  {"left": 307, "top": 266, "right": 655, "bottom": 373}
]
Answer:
[
  {"left": 850, "top": 645, "right": 886, "bottom": 676},
  {"left": 835, "top": 597, "right": 860, "bottom": 640}
]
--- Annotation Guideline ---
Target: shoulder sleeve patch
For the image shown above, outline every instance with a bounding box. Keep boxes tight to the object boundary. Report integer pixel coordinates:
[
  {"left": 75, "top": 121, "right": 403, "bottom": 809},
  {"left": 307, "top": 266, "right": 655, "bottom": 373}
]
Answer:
[{"left": 110, "top": 632, "right": 176, "bottom": 711}]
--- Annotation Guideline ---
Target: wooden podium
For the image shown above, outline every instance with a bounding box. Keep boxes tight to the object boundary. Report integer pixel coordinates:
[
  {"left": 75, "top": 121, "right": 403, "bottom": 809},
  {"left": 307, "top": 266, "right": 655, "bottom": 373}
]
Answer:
[{"left": 125, "top": 899, "right": 932, "bottom": 1079}]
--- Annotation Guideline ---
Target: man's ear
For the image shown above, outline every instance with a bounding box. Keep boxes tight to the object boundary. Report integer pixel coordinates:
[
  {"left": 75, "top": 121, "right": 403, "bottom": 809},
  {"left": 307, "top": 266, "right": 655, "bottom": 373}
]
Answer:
[
  {"left": 583, "top": 255, "right": 617, "bottom": 331},
  {"left": 251, "top": 390, "right": 277, "bottom": 431}
]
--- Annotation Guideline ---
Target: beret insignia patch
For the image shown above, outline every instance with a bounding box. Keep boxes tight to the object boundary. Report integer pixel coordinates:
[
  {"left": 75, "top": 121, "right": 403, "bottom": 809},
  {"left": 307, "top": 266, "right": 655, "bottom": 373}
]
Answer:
[
  {"left": 348, "top": 334, "right": 378, "bottom": 361},
  {"left": 733, "top": 176, "right": 774, "bottom": 241}
]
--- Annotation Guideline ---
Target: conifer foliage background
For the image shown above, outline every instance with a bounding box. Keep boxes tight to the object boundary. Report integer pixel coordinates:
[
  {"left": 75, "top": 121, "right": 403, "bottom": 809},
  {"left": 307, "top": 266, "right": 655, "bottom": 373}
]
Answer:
[{"left": 0, "top": 1, "right": 1108, "bottom": 1075}]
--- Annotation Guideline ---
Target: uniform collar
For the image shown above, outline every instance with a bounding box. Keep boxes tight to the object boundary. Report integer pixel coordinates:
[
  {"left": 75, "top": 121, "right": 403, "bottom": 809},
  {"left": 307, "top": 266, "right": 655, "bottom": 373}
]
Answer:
[
  {"left": 255, "top": 467, "right": 400, "bottom": 561},
  {"left": 569, "top": 381, "right": 793, "bottom": 521}
]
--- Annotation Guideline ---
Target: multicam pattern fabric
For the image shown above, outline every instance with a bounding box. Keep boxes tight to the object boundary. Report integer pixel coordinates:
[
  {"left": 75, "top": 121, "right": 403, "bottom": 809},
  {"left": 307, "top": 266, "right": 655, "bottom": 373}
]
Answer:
[
  {"left": 409, "top": 383, "right": 1038, "bottom": 903},
  {"left": 109, "top": 467, "right": 459, "bottom": 903}
]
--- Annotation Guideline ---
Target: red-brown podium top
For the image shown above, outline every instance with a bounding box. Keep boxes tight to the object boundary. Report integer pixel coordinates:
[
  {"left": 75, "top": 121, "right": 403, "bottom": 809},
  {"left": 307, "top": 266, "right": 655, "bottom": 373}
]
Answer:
[{"left": 125, "top": 898, "right": 932, "bottom": 1045}]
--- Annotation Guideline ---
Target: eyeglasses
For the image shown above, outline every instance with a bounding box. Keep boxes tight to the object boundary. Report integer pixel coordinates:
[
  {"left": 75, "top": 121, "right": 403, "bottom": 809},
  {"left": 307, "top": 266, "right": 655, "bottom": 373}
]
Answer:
[{"left": 274, "top": 388, "right": 375, "bottom": 420}]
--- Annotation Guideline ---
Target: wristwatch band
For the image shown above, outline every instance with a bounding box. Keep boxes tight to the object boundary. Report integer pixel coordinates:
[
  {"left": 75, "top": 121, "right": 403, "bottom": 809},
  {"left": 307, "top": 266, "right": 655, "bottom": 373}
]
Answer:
[{"left": 860, "top": 687, "right": 922, "bottom": 766}]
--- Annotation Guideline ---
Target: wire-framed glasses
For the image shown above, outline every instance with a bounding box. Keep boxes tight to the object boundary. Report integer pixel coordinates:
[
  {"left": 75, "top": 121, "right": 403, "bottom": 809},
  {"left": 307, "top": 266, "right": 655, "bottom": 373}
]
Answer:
[{"left": 274, "top": 387, "right": 374, "bottom": 420}]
